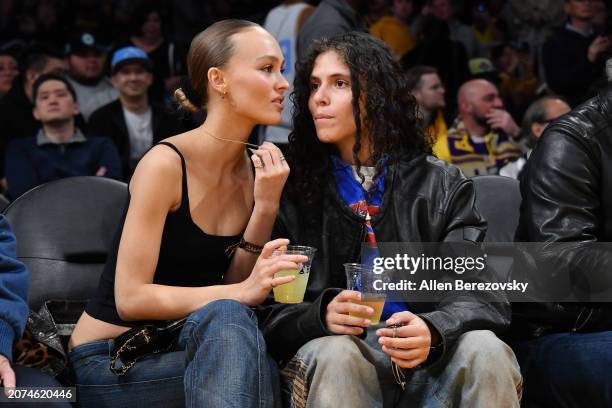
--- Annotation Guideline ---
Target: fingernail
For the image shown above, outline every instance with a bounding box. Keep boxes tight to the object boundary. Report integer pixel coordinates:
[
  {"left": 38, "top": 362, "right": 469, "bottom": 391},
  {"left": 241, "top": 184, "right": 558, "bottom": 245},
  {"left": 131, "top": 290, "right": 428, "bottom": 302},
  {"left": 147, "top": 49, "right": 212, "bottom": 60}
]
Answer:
[
  {"left": 367, "top": 308, "right": 374, "bottom": 314},
  {"left": 248, "top": 148, "right": 258, "bottom": 154},
  {"left": 378, "top": 338, "right": 384, "bottom": 344},
  {"left": 364, "top": 319, "right": 371, "bottom": 325}
]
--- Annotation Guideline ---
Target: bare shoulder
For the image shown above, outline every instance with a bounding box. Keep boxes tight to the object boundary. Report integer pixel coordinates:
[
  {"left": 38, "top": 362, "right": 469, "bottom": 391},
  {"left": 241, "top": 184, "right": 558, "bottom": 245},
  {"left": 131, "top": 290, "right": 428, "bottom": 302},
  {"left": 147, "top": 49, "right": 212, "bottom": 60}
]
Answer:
[{"left": 129, "top": 140, "right": 186, "bottom": 211}]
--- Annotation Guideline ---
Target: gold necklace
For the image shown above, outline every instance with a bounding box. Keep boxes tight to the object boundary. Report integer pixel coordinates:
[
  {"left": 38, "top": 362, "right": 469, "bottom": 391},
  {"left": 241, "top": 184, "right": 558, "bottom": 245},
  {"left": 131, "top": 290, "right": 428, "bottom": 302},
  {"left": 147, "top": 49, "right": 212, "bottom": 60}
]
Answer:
[{"left": 202, "top": 128, "right": 259, "bottom": 149}]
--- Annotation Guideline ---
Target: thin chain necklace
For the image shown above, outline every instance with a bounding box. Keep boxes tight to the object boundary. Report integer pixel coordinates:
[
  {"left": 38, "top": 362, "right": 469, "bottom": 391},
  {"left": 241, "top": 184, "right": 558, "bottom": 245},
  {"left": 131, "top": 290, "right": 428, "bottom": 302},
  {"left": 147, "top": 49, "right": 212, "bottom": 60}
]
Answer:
[{"left": 202, "top": 128, "right": 259, "bottom": 149}]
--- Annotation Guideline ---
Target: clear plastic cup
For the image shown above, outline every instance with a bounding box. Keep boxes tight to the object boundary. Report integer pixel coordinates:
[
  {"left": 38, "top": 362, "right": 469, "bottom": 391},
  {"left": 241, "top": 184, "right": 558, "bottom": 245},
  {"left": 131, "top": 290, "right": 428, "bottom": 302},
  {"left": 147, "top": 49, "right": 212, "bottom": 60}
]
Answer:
[
  {"left": 272, "top": 245, "right": 316, "bottom": 304},
  {"left": 344, "top": 263, "right": 388, "bottom": 324}
]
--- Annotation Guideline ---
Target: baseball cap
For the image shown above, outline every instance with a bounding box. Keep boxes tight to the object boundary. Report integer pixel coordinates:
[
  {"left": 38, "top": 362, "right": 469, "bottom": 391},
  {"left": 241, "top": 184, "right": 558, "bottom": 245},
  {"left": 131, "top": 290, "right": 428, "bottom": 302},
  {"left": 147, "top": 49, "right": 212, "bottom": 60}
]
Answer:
[
  {"left": 468, "top": 58, "right": 496, "bottom": 75},
  {"left": 111, "top": 46, "right": 153, "bottom": 75},
  {"left": 468, "top": 57, "right": 500, "bottom": 84},
  {"left": 66, "top": 31, "right": 109, "bottom": 55}
]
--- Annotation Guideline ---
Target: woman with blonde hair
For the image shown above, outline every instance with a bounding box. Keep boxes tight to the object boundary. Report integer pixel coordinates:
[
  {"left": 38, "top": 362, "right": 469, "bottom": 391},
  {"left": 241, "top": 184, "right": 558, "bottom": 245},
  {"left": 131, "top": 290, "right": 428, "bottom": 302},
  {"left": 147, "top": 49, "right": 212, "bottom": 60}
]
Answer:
[{"left": 69, "top": 19, "right": 298, "bottom": 407}]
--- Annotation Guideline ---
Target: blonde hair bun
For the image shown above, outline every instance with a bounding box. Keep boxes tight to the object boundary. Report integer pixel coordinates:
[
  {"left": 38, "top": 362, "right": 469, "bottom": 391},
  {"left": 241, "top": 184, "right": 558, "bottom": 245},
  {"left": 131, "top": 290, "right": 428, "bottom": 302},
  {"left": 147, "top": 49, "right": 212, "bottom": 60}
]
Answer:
[{"left": 174, "top": 88, "right": 199, "bottom": 113}]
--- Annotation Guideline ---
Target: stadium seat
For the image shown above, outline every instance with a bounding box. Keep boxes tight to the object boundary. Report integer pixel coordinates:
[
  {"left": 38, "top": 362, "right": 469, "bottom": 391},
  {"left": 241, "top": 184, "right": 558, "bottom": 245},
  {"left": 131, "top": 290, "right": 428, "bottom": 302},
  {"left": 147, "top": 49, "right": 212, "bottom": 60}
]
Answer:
[{"left": 3, "top": 177, "right": 127, "bottom": 319}]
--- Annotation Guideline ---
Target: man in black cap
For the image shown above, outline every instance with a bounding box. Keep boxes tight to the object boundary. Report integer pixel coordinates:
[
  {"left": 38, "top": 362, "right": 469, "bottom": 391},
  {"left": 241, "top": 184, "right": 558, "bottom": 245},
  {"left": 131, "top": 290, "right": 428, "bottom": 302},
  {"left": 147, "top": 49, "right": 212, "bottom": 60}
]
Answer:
[
  {"left": 88, "top": 46, "right": 184, "bottom": 179},
  {"left": 65, "top": 31, "right": 118, "bottom": 121}
]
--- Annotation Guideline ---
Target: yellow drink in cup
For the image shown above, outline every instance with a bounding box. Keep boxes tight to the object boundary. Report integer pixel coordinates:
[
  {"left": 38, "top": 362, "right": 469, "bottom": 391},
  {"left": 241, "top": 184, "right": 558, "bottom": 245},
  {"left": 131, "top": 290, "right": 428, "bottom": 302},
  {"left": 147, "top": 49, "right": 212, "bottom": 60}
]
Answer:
[
  {"left": 273, "top": 269, "right": 310, "bottom": 303},
  {"left": 344, "top": 263, "right": 388, "bottom": 324},
  {"left": 349, "top": 295, "right": 387, "bottom": 324},
  {"left": 273, "top": 246, "right": 317, "bottom": 304}
]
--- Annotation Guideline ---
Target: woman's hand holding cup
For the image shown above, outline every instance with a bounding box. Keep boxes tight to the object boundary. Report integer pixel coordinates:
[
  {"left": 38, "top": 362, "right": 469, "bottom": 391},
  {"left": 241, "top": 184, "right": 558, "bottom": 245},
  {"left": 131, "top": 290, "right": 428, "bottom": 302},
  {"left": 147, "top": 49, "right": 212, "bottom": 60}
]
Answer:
[{"left": 237, "top": 238, "right": 307, "bottom": 307}]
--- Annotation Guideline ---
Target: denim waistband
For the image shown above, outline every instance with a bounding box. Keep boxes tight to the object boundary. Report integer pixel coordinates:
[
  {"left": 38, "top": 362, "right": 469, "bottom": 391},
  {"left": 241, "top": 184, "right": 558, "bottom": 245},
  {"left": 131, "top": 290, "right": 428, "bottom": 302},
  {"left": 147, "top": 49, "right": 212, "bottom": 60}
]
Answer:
[{"left": 69, "top": 339, "right": 114, "bottom": 361}]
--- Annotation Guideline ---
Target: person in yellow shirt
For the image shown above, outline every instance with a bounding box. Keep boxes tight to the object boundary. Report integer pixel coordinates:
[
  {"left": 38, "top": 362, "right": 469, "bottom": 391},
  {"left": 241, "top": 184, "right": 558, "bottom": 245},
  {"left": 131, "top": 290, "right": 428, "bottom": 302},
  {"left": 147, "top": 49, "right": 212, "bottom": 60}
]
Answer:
[
  {"left": 370, "top": 0, "right": 416, "bottom": 58},
  {"left": 435, "top": 79, "right": 524, "bottom": 176},
  {"left": 406, "top": 65, "right": 447, "bottom": 144}
]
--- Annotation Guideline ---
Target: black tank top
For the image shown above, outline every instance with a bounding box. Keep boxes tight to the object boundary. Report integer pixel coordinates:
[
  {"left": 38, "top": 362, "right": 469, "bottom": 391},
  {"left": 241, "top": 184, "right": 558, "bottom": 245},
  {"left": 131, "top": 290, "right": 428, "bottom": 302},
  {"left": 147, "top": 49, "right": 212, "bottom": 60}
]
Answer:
[{"left": 86, "top": 142, "right": 242, "bottom": 327}]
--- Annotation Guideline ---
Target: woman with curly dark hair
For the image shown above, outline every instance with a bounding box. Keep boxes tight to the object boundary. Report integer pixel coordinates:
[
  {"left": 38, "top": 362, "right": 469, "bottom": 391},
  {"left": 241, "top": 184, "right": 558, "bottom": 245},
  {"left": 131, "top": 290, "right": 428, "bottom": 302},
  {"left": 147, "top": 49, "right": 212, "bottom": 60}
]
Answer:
[
  {"left": 257, "top": 31, "right": 521, "bottom": 407},
  {"left": 287, "top": 28, "right": 430, "bottom": 218}
]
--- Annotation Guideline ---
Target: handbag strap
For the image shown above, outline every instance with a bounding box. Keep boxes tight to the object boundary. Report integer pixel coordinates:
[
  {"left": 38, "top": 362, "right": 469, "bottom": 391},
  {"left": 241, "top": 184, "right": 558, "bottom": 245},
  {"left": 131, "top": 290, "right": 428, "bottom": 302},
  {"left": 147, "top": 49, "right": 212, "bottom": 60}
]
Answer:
[
  {"left": 109, "top": 328, "right": 149, "bottom": 376},
  {"left": 109, "top": 318, "right": 187, "bottom": 376}
]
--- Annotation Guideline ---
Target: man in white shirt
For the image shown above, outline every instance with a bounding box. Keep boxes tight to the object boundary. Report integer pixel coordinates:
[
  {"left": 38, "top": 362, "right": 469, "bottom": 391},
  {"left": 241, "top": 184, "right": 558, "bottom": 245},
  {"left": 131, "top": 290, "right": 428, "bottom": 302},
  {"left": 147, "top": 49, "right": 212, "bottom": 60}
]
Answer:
[{"left": 88, "top": 46, "right": 184, "bottom": 179}]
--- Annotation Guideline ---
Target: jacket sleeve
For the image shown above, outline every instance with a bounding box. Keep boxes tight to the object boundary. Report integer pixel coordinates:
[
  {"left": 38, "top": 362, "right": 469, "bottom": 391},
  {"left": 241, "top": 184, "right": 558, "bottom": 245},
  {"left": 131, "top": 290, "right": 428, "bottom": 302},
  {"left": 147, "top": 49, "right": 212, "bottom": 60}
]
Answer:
[
  {"left": 417, "top": 176, "right": 511, "bottom": 364},
  {"left": 518, "top": 127, "right": 612, "bottom": 295},
  {"left": 97, "top": 138, "right": 123, "bottom": 181},
  {"left": 87, "top": 109, "right": 112, "bottom": 139},
  {"left": 4, "top": 140, "right": 39, "bottom": 200},
  {"left": 257, "top": 288, "right": 339, "bottom": 362},
  {"left": 256, "top": 206, "right": 338, "bottom": 362},
  {"left": 0, "top": 215, "right": 29, "bottom": 362}
]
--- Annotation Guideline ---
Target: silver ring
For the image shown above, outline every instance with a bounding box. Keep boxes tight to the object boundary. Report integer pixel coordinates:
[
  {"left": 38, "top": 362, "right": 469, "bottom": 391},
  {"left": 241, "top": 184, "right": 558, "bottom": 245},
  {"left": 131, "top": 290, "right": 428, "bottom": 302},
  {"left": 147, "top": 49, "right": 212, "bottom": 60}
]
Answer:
[{"left": 392, "top": 327, "right": 397, "bottom": 338}]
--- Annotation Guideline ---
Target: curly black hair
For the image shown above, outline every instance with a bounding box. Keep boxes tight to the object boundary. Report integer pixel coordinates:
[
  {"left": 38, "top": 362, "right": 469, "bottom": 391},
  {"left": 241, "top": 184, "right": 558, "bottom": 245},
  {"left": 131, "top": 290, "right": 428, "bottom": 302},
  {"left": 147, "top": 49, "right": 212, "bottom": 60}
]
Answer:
[{"left": 287, "top": 31, "right": 430, "bottom": 214}]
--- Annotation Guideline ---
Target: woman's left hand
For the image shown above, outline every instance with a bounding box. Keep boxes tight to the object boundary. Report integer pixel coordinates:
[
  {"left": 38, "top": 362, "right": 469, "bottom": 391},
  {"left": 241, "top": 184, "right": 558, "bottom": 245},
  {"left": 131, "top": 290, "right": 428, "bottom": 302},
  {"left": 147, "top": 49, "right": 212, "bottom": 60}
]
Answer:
[{"left": 250, "top": 142, "right": 290, "bottom": 211}]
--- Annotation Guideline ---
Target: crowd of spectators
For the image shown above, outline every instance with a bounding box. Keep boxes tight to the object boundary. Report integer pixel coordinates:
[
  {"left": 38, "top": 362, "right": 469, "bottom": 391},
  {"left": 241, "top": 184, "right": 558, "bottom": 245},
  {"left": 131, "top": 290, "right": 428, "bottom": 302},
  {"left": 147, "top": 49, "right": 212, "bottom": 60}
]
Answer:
[{"left": 0, "top": 0, "right": 609, "bottom": 199}]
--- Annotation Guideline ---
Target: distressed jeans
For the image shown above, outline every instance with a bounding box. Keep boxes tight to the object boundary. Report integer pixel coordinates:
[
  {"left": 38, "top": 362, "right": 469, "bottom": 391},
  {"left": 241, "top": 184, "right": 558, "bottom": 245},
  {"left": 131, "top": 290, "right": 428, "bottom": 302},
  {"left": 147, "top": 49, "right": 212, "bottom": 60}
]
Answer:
[
  {"left": 69, "top": 299, "right": 280, "bottom": 408},
  {"left": 281, "top": 328, "right": 522, "bottom": 408}
]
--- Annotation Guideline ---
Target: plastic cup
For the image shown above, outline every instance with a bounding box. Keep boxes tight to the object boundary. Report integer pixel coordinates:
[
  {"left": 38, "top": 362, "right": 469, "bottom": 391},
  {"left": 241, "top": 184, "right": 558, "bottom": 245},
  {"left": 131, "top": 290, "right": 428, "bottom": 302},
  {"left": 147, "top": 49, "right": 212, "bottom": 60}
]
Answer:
[
  {"left": 344, "top": 263, "right": 387, "bottom": 324},
  {"left": 272, "top": 245, "right": 316, "bottom": 304}
]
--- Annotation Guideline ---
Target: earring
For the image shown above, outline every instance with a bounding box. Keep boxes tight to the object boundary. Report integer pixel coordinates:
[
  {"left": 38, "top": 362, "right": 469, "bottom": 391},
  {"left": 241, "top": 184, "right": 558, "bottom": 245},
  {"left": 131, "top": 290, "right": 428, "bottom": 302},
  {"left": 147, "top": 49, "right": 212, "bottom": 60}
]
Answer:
[{"left": 221, "top": 90, "right": 227, "bottom": 99}]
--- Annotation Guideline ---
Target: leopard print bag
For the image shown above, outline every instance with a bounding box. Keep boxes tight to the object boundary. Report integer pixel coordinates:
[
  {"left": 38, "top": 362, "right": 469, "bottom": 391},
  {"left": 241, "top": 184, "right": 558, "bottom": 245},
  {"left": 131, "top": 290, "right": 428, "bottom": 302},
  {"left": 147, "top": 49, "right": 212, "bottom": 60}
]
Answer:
[{"left": 12, "top": 300, "right": 78, "bottom": 378}]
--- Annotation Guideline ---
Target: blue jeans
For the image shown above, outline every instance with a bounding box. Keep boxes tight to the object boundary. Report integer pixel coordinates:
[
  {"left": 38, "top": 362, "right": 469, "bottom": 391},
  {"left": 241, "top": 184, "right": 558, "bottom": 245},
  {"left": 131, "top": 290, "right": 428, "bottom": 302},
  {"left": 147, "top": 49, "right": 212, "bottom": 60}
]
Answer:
[
  {"left": 69, "top": 299, "right": 280, "bottom": 408},
  {"left": 511, "top": 331, "right": 612, "bottom": 408}
]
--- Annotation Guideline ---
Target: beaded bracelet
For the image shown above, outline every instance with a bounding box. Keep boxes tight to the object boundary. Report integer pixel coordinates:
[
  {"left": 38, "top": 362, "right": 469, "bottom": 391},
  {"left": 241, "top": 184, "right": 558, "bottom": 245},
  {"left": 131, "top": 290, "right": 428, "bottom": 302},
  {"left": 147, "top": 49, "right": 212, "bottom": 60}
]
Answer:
[
  {"left": 225, "top": 237, "right": 264, "bottom": 257},
  {"left": 237, "top": 237, "right": 264, "bottom": 254}
]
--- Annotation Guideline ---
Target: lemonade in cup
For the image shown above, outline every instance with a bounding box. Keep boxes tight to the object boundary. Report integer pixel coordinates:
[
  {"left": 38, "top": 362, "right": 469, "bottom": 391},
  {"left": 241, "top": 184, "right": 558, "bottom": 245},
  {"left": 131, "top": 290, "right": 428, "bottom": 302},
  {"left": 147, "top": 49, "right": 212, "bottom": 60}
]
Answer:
[{"left": 272, "top": 245, "right": 316, "bottom": 303}]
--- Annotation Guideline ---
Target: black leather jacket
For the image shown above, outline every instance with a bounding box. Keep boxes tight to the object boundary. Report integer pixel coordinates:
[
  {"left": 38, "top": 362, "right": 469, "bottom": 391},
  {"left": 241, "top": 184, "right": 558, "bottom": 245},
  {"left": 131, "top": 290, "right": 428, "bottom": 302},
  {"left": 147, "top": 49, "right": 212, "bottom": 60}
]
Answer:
[
  {"left": 514, "top": 87, "right": 612, "bottom": 337},
  {"left": 257, "top": 154, "right": 511, "bottom": 362}
]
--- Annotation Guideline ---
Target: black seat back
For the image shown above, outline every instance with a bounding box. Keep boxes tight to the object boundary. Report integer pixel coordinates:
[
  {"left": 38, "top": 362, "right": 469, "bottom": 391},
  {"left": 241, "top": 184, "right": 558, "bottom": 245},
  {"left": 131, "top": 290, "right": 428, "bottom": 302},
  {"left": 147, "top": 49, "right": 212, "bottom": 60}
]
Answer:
[
  {"left": 472, "top": 175, "right": 521, "bottom": 243},
  {"left": 3, "top": 177, "right": 128, "bottom": 311},
  {"left": 472, "top": 175, "right": 522, "bottom": 283}
]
